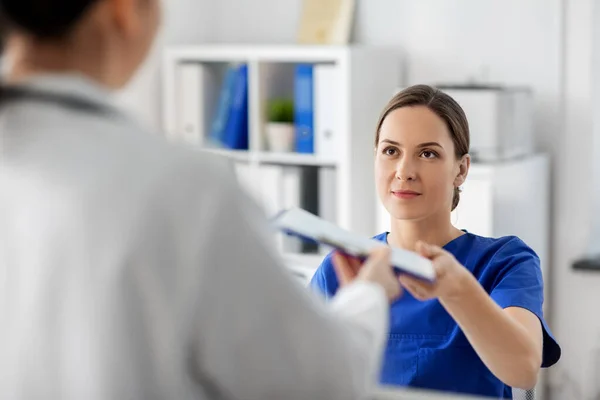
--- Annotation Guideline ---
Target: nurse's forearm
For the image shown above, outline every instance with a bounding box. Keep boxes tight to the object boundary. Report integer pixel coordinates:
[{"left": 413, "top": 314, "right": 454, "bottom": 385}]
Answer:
[{"left": 439, "top": 275, "right": 541, "bottom": 390}]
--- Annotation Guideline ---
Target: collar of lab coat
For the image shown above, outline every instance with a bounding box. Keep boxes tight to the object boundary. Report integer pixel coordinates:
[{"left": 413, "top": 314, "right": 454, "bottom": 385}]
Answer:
[{"left": 11, "top": 73, "right": 122, "bottom": 115}]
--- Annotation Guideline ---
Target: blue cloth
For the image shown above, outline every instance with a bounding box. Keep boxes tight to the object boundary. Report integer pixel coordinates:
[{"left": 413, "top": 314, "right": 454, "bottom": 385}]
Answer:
[{"left": 310, "top": 232, "right": 561, "bottom": 399}]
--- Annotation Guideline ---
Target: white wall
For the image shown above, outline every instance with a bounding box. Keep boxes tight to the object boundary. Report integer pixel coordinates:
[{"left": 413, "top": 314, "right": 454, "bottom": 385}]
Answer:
[
  {"left": 114, "top": 0, "right": 215, "bottom": 130},
  {"left": 209, "top": 0, "right": 563, "bottom": 156},
  {"left": 552, "top": 0, "right": 600, "bottom": 398}
]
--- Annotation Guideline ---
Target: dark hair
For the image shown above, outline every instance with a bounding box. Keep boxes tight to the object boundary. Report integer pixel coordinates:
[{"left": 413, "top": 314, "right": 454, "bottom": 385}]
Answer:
[
  {"left": 375, "top": 84, "right": 470, "bottom": 211},
  {"left": 0, "top": 0, "right": 99, "bottom": 39}
]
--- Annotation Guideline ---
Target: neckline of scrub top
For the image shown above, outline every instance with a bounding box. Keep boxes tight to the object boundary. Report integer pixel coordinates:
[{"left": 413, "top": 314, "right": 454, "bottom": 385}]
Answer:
[{"left": 382, "top": 230, "right": 471, "bottom": 253}]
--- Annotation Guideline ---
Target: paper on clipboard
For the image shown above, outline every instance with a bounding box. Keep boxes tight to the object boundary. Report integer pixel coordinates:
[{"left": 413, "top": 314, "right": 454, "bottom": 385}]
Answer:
[{"left": 272, "top": 207, "right": 436, "bottom": 282}]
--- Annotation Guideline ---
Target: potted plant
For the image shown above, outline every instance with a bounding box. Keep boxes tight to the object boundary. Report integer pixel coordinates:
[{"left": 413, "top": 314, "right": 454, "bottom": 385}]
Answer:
[{"left": 265, "top": 98, "right": 295, "bottom": 152}]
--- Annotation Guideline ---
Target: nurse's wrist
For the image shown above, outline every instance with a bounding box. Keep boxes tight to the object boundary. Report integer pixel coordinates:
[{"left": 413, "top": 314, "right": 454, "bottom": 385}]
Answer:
[{"left": 439, "top": 269, "right": 478, "bottom": 304}]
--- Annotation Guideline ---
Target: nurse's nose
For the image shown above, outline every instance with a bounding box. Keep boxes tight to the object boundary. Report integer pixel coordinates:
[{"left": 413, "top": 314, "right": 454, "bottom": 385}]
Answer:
[{"left": 395, "top": 157, "right": 417, "bottom": 181}]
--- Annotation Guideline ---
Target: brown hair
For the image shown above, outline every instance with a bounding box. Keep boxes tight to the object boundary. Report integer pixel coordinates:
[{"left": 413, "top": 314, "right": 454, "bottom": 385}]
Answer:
[{"left": 375, "top": 84, "right": 470, "bottom": 211}]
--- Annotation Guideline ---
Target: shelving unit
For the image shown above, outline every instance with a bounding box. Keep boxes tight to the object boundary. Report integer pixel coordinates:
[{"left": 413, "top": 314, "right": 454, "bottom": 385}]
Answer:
[
  {"left": 200, "top": 148, "right": 337, "bottom": 167},
  {"left": 162, "top": 44, "right": 402, "bottom": 265}
]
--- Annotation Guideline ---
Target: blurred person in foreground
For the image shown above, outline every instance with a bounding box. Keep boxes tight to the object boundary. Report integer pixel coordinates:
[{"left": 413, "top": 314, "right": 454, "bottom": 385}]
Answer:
[{"left": 0, "top": 0, "right": 404, "bottom": 399}]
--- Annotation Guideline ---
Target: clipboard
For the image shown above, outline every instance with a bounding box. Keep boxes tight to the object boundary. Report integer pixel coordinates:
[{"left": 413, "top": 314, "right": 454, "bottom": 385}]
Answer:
[{"left": 271, "top": 207, "right": 436, "bottom": 282}]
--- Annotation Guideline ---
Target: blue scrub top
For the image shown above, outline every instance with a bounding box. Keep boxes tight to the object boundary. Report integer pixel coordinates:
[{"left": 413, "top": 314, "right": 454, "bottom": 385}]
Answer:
[{"left": 310, "top": 232, "right": 561, "bottom": 399}]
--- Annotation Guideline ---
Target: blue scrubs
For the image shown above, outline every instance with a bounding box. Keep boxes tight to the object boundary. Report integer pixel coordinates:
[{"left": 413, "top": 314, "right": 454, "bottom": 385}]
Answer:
[{"left": 310, "top": 232, "right": 561, "bottom": 399}]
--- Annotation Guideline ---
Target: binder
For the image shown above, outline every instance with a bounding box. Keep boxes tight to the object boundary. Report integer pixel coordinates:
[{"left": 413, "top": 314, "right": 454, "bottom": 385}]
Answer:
[
  {"left": 176, "top": 63, "right": 207, "bottom": 146},
  {"left": 314, "top": 64, "right": 337, "bottom": 158},
  {"left": 208, "top": 65, "right": 238, "bottom": 147},
  {"left": 223, "top": 64, "right": 249, "bottom": 150},
  {"left": 294, "top": 64, "right": 315, "bottom": 153}
]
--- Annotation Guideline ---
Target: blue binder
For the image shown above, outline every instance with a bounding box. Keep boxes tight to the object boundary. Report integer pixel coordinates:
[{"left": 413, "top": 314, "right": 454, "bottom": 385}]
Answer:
[
  {"left": 223, "top": 64, "right": 249, "bottom": 150},
  {"left": 208, "top": 66, "right": 237, "bottom": 147},
  {"left": 294, "top": 64, "right": 314, "bottom": 154}
]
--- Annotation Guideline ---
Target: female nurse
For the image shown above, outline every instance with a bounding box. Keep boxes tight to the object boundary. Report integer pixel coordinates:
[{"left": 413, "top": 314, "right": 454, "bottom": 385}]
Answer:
[{"left": 311, "top": 84, "right": 561, "bottom": 399}]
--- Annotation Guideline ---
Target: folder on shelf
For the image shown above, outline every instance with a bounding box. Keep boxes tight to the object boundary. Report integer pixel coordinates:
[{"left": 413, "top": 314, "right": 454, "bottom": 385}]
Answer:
[
  {"left": 314, "top": 64, "right": 337, "bottom": 158},
  {"left": 294, "top": 64, "right": 315, "bottom": 153},
  {"left": 279, "top": 166, "right": 320, "bottom": 254},
  {"left": 222, "top": 64, "right": 249, "bottom": 150},
  {"left": 208, "top": 65, "right": 238, "bottom": 147},
  {"left": 318, "top": 167, "right": 337, "bottom": 254},
  {"left": 175, "top": 63, "right": 207, "bottom": 145}
]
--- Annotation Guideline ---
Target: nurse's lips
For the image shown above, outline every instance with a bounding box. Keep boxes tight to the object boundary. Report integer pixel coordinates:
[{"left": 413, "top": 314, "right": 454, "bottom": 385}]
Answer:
[{"left": 392, "top": 190, "right": 421, "bottom": 199}]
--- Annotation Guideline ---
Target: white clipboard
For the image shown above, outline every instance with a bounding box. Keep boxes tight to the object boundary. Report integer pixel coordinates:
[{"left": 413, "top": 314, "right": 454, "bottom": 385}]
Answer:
[{"left": 272, "top": 207, "right": 436, "bottom": 282}]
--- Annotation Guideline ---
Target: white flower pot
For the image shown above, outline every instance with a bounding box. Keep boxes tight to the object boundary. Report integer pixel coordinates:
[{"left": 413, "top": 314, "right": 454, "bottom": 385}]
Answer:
[{"left": 266, "top": 122, "right": 295, "bottom": 152}]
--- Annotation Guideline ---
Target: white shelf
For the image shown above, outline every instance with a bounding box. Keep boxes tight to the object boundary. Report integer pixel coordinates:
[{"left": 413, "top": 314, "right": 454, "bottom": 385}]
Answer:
[
  {"left": 201, "top": 148, "right": 337, "bottom": 167},
  {"left": 200, "top": 148, "right": 251, "bottom": 163},
  {"left": 257, "top": 152, "right": 337, "bottom": 167},
  {"left": 165, "top": 44, "right": 355, "bottom": 64}
]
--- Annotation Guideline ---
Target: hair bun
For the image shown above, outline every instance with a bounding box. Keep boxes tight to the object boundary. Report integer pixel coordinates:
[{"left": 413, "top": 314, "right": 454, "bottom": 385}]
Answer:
[{"left": 0, "top": 0, "right": 98, "bottom": 38}]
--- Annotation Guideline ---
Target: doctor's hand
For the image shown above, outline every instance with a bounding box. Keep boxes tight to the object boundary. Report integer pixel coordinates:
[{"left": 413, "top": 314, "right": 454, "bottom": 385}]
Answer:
[
  {"left": 332, "top": 247, "right": 403, "bottom": 302},
  {"left": 397, "top": 241, "right": 472, "bottom": 302}
]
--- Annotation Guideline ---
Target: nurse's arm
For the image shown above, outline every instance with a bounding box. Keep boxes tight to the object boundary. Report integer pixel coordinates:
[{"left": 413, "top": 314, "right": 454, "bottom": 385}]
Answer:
[{"left": 439, "top": 275, "right": 543, "bottom": 390}]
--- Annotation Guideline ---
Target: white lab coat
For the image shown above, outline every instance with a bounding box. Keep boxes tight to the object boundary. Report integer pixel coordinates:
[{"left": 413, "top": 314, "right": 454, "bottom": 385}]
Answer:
[{"left": 0, "top": 74, "right": 389, "bottom": 400}]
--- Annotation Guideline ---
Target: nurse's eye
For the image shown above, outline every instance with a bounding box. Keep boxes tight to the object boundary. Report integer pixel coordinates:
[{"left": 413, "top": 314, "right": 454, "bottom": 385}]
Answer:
[
  {"left": 420, "top": 150, "right": 439, "bottom": 159},
  {"left": 382, "top": 146, "right": 398, "bottom": 156}
]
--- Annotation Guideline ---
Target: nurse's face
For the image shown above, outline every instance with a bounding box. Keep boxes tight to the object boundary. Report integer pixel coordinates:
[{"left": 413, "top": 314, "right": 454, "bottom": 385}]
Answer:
[{"left": 374, "top": 105, "right": 464, "bottom": 222}]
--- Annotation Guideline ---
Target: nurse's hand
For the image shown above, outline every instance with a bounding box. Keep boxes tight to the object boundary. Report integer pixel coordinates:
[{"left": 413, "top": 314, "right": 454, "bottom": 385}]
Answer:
[
  {"left": 332, "top": 247, "right": 403, "bottom": 301},
  {"left": 397, "top": 241, "right": 471, "bottom": 301}
]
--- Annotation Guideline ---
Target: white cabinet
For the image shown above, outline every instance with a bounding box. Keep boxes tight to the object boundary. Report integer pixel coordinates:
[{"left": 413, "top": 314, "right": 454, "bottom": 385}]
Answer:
[{"left": 456, "top": 154, "right": 550, "bottom": 280}]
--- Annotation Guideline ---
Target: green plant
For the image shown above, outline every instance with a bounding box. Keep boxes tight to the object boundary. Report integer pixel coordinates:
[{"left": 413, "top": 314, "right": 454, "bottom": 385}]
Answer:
[{"left": 267, "top": 98, "right": 294, "bottom": 123}]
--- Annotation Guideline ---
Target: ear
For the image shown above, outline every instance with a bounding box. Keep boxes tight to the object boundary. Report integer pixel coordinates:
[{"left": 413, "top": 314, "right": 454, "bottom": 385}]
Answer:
[
  {"left": 109, "top": 0, "right": 140, "bottom": 38},
  {"left": 453, "top": 154, "right": 471, "bottom": 187}
]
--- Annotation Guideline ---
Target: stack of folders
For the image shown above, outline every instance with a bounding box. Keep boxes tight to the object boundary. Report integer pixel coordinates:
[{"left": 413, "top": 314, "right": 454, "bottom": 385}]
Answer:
[{"left": 234, "top": 162, "right": 337, "bottom": 256}]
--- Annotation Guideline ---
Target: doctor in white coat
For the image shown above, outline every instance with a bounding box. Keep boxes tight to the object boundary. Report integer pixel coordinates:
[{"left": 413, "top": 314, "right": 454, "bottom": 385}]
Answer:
[{"left": 0, "top": 0, "right": 403, "bottom": 399}]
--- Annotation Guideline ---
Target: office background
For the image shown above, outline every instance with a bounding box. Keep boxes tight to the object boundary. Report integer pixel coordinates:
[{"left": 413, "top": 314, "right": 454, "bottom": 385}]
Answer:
[{"left": 113, "top": 1, "right": 600, "bottom": 398}]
